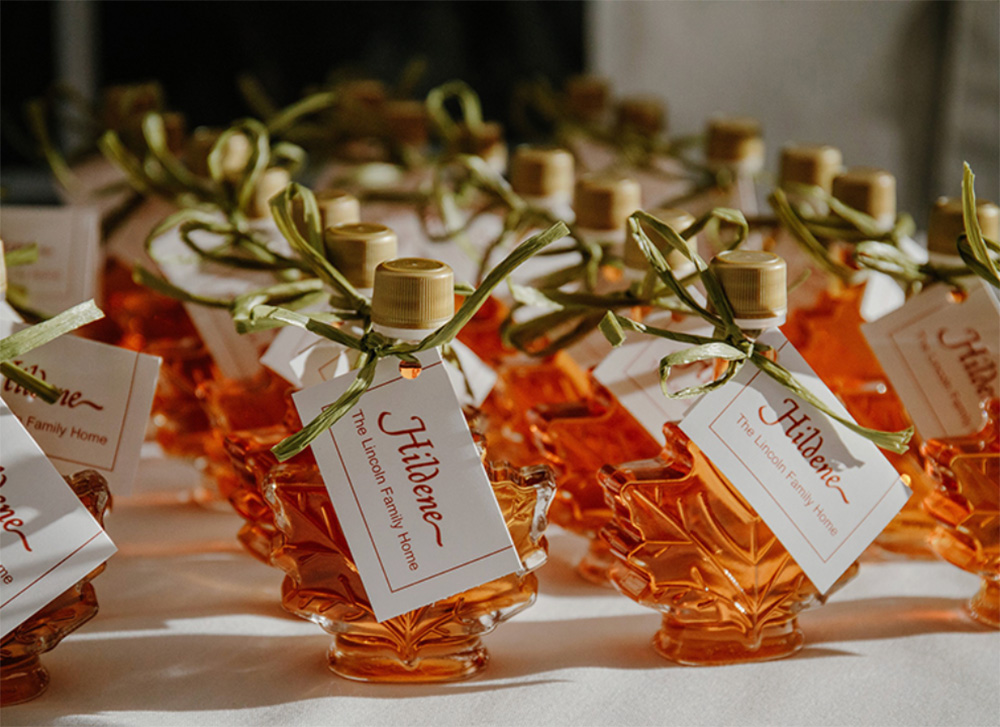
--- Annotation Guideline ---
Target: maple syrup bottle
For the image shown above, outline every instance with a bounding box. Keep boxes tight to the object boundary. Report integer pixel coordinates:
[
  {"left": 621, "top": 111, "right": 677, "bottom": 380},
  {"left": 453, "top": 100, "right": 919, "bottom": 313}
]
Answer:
[
  {"left": 922, "top": 398, "right": 1000, "bottom": 627},
  {"left": 0, "top": 470, "right": 111, "bottom": 705},
  {"left": 220, "top": 223, "right": 397, "bottom": 561},
  {"left": 526, "top": 209, "right": 698, "bottom": 585},
  {"left": 781, "top": 167, "right": 941, "bottom": 558},
  {"left": 690, "top": 117, "right": 766, "bottom": 222},
  {"left": 263, "top": 258, "right": 555, "bottom": 682},
  {"left": 773, "top": 144, "right": 844, "bottom": 312},
  {"left": 599, "top": 251, "right": 858, "bottom": 665}
]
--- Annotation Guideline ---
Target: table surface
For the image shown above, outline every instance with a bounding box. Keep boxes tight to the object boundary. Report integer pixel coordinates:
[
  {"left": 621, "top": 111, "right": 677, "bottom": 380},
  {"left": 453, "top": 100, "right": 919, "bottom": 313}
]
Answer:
[{"left": 6, "top": 450, "right": 999, "bottom": 727}]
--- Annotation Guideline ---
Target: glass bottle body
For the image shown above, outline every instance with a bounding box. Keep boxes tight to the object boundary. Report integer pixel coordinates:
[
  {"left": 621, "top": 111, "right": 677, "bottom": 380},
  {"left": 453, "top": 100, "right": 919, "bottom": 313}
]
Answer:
[
  {"left": 922, "top": 398, "right": 1000, "bottom": 627},
  {"left": 263, "top": 445, "right": 554, "bottom": 682},
  {"left": 782, "top": 281, "right": 938, "bottom": 558},
  {"left": 0, "top": 470, "right": 111, "bottom": 705},
  {"left": 599, "top": 424, "right": 858, "bottom": 665},
  {"left": 528, "top": 382, "right": 661, "bottom": 584}
]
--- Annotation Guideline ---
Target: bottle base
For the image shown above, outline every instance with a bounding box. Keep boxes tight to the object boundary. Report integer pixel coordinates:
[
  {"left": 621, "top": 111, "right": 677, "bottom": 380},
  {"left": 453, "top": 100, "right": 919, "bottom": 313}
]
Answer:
[
  {"left": 576, "top": 539, "right": 616, "bottom": 588},
  {"left": 652, "top": 618, "right": 805, "bottom": 666},
  {"left": 328, "top": 636, "right": 489, "bottom": 683},
  {"left": 0, "top": 655, "right": 50, "bottom": 706},
  {"left": 966, "top": 579, "right": 1000, "bottom": 629}
]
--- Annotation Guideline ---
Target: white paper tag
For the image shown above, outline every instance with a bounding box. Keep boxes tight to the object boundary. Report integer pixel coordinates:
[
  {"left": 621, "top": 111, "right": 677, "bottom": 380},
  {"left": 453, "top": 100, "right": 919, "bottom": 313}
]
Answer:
[
  {"left": 149, "top": 219, "right": 282, "bottom": 379},
  {"left": 290, "top": 340, "right": 355, "bottom": 388},
  {"left": 56, "top": 156, "right": 131, "bottom": 220},
  {"left": 680, "top": 330, "right": 911, "bottom": 593},
  {"left": 859, "top": 271, "right": 906, "bottom": 323},
  {"left": 861, "top": 281, "right": 999, "bottom": 439},
  {"left": 261, "top": 326, "right": 325, "bottom": 387},
  {"left": 293, "top": 348, "right": 521, "bottom": 622},
  {"left": 0, "top": 206, "right": 101, "bottom": 315},
  {"left": 593, "top": 313, "right": 717, "bottom": 439},
  {"left": 0, "top": 401, "right": 117, "bottom": 639},
  {"left": 0, "top": 321, "right": 161, "bottom": 496},
  {"left": 104, "top": 197, "right": 176, "bottom": 268}
]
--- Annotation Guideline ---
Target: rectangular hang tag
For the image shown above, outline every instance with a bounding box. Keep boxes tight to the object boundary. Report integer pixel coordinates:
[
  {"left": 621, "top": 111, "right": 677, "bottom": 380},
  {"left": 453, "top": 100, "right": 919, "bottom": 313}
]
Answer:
[
  {"left": 0, "top": 206, "right": 101, "bottom": 315},
  {"left": 861, "top": 280, "right": 999, "bottom": 440},
  {"left": 104, "top": 197, "right": 177, "bottom": 268},
  {"left": 149, "top": 218, "right": 284, "bottom": 380},
  {"left": 289, "top": 340, "right": 355, "bottom": 388},
  {"left": 0, "top": 401, "right": 118, "bottom": 639},
  {"left": 293, "top": 347, "right": 522, "bottom": 623},
  {"left": 593, "top": 312, "right": 718, "bottom": 440},
  {"left": 680, "top": 329, "right": 911, "bottom": 594},
  {"left": 859, "top": 270, "right": 906, "bottom": 323},
  {"left": 261, "top": 326, "right": 326, "bottom": 387},
  {"left": 0, "top": 320, "right": 161, "bottom": 497}
]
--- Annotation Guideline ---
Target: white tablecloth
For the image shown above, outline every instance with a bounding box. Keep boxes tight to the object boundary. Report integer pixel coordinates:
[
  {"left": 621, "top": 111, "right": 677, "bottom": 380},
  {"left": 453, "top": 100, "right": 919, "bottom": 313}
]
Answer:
[{"left": 6, "top": 451, "right": 999, "bottom": 727}]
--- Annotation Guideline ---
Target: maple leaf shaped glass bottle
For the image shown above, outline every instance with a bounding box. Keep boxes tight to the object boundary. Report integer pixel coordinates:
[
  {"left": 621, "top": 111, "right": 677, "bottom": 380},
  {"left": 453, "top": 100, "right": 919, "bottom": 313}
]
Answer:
[
  {"left": 781, "top": 167, "right": 943, "bottom": 558},
  {"left": 264, "top": 258, "right": 555, "bottom": 682},
  {"left": 922, "top": 397, "right": 1000, "bottom": 627},
  {"left": 599, "top": 251, "right": 859, "bottom": 665},
  {"left": 476, "top": 160, "right": 641, "bottom": 470},
  {"left": 219, "top": 222, "right": 397, "bottom": 562},
  {"left": 527, "top": 209, "right": 700, "bottom": 585},
  {"left": 684, "top": 117, "right": 766, "bottom": 225},
  {"left": 0, "top": 470, "right": 111, "bottom": 705}
]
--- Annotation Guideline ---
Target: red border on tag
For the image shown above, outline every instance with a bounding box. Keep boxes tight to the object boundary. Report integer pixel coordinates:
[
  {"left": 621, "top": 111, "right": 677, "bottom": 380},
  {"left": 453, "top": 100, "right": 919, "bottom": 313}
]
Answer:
[
  {"left": 704, "top": 340, "right": 903, "bottom": 562},
  {"left": 326, "top": 360, "right": 510, "bottom": 593}
]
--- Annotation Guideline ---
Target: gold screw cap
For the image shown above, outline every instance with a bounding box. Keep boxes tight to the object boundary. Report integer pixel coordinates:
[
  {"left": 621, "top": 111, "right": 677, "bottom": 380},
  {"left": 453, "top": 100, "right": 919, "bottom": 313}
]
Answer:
[
  {"left": 574, "top": 174, "right": 642, "bottom": 231},
  {"left": 371, "top": 258, "right": 454, "bottom": 331},
  {"left": 625, "top": 209, "right": 698, "bottom": 272},
  {"left": 384, "top": 100, "right": 429, "bottom": 146},
  {"left": 316, "top": 189, "right": 361, "bottom": 228},
  {"left": 927, "top": 197, "right": 1000, "bottom": 256},
  {"left": 324, "top": 223, "right": 398, "bottom": 289},
  {"left": 251, "top": 167, "right": 291, "bottom": 219},
  {"left": 706, "top": 116, "right": 765, "bottom": 166},
  {"left": 780, "top": 144, "right": 843, "bottom": 193},
  {"left": 832, "top": 167, "right": 896, "bottom": 222},
  {"left": 565, "top": 75, "right": 610, "bottom": 121},
  {"left": 511, "top": 146, "right": 574, "bottom": 198},
  {"left": 616, "top": 96, "right": 667, "bottom": 137},
  {"left": 709, "top": 250, "right": 787, "bottom": 323}
]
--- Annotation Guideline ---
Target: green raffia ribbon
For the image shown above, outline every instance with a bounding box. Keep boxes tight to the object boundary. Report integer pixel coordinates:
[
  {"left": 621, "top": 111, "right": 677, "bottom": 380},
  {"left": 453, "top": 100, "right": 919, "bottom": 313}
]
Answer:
[
  {"left": 502, "top": 207, "right": 745, "bottom": 356},
  {"left": 596, "top": 210, "right": 913, "bottom": 455},
  {"left": 267, "top": 221, "right": 570, "bottom": 462},
  {"left": 0, "top": 300, "right": 104, "bottom": 403},
  {"left": 959, "top": 163, "right": 1000, "bottom": 288}
]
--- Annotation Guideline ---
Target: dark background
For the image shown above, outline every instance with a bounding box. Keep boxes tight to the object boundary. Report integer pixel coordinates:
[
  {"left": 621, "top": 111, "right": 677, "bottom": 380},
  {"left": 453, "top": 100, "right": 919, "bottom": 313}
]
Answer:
[{"left": 1, "top": 1, "right": 585, "bottom": 197}]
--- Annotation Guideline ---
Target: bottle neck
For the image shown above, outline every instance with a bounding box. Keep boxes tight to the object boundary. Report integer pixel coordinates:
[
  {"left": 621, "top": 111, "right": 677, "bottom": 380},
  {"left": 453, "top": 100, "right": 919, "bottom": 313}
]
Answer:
[{"left": 372, "top": 322, "right": 440, "bottom": 343}]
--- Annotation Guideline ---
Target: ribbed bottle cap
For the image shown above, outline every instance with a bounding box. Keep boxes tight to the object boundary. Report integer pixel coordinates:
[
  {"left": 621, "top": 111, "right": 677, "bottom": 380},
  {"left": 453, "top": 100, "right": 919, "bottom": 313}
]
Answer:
[
  {"left": 456, "top": 120, "right": 504, "bottom": 153},
  {"left": 706, "top": 116, "right": 765, "bottom": 166},
  {"left": 779, "top": 144, "right": 843, "bottom": 193},
  {"left": 316, "top": 189, "right": 361, "bottom": 228},
  {"left": 625, "top": 209, "right": 698, "bottom": 272},
  {"left": 324, "top": 223, "right": 398, "bottom": 289},
  {"left": 709, "top": 250, "right": 787, "bottom": 324},
  {"left": 616, "top": 96, "right": 666, "bottom": 137},
  {"left": 927, "top": 197, "right": 1000, "bottom": 256},
  {"left": 574, "top": 174, "right": 642, "bottom": 231},
  {"left": 565, "top": 75, "right": 610, "bottom": 121},
  {"left": 832, "top": 167, "right": 896, "bottom": 223},
  {"left": 511, "top": 146, "right": 574, "bottom": 198},
  {"left": 371, "top": 258, "right": 455, "bottom": 331},
  {"left": 384, "top": 100, "right": 429, "bottom": 146},
  {"left": 251, "top": 167, "right": 291, "bottom": 219}
]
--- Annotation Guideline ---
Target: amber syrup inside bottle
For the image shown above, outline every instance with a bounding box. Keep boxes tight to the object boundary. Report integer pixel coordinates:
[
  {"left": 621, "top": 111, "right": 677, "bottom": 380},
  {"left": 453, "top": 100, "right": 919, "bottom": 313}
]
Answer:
[
  {"left": 265, "top": 436, "right": 553, "bottom": 682},
  {"left": 781, "top": 167, "right": 940, "bottom": 558},
  {"left": 922, "top": 398, "right": 1000, "bottom": 628},
  {"left": 0, "top": 470, "right": 112, "bottom": 705},
  {"left": 598, "top": 250, "right": 860, "bottom": 664},
  {"left": 525, "top": 210, "right": 699, "bottom": 585},
  {"left": 195, "top": 368, "right": 292, "bottom": 510}
]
